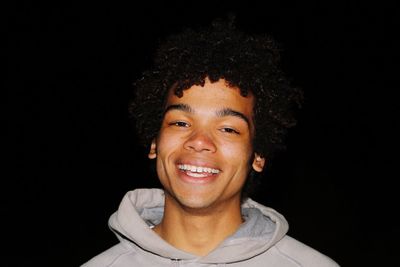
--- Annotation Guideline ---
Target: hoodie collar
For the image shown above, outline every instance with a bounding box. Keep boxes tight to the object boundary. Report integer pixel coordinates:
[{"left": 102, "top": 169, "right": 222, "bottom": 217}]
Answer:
[{"left": 109, "top": 188, "right": 289, "bottom": 264}]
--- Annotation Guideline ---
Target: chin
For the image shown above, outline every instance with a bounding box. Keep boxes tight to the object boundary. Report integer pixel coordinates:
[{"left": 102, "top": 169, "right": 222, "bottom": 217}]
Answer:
[{"left": 173, "top": 193, "right": 216, "bottom": 210}]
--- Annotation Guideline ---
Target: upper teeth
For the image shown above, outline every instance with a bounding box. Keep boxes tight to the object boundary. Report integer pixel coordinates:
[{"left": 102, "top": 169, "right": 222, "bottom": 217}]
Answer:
[{"left": 178, "top": 164, "right": 220, "bottom": 174}]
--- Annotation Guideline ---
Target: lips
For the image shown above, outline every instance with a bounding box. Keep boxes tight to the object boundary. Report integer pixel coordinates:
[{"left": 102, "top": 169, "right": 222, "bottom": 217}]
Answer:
[{"left": 177, "top": 163, "right": 221, "bottom": 180}]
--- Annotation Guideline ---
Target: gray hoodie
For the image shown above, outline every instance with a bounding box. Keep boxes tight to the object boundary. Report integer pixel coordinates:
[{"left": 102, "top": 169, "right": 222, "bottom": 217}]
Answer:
[{"left": 82, "top": 189, "right": 339, "bottom": 266}]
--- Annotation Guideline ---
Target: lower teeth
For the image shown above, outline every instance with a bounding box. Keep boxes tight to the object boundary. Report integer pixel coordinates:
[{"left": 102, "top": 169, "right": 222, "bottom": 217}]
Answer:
[{"left": 186, "top": 171, "right": 209, "bottom": 178}]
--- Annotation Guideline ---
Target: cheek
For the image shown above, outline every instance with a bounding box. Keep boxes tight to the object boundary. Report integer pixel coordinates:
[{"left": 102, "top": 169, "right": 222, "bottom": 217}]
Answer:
[
  {"left": 155, "top": 131, "right": 182, "bottom": 167},
  {"left": 158, "top": 134, "right": 179, "bottom": 154},
  {"left": 219, "top": 140, "right": 253, "bottom": 166}
]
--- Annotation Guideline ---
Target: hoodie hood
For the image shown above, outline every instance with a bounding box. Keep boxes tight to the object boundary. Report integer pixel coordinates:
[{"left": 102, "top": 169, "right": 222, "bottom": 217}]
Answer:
[{"left": 108, "top": 188, "right": 289, "bottom": 264}]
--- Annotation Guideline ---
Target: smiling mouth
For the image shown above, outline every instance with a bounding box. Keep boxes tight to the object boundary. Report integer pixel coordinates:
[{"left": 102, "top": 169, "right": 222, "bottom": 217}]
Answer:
[{"left": 177, "top": 164, "right": 221, "bottom": 178}]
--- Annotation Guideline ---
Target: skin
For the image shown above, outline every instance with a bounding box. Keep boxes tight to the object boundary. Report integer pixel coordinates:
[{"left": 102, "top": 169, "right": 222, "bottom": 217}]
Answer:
[{"left": 148, "top": 78, "right": 265, "bottom": 256}]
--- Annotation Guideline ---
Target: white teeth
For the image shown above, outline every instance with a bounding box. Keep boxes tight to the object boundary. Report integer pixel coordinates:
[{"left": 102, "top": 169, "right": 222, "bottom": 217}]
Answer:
[
  {"left": 178, "top": 164, "right": 220, "bottom": 174},
  {"left": 186, "top": 172, "right": 208, "bottom": 178}
]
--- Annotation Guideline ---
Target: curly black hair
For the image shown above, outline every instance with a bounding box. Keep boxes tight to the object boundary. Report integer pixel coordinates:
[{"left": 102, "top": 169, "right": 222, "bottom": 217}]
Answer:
[{"left": 129, "top": 18, "right": 303, "bottom": 198}]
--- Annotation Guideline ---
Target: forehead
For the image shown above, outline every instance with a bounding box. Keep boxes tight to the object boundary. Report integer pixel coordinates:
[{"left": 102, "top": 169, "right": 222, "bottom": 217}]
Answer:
[{"left": 165, "top": 79, "right": 254, "bottom": 115}]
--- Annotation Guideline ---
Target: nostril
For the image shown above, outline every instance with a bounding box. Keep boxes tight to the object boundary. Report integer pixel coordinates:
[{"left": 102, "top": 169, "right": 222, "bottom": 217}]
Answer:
[{"left": 184, "top": 133, "right": 217, "bottom": 152}]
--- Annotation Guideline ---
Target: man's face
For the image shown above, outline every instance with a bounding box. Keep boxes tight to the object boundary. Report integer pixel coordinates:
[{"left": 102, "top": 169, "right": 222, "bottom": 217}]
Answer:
[{"left": 149, "top": 79, "right": 265, "bottom": 211}]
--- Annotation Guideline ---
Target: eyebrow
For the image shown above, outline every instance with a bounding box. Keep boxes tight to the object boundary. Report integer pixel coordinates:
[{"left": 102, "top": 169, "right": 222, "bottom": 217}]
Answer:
[
  {"left": 216, "top": 108, "right": 250, "bottom": 127},
  {"left": 163, "top": 104, "right": 194, "bottom": 115},
  {"left": 164, "top": 104, "right": 250, "bottom": 127}
]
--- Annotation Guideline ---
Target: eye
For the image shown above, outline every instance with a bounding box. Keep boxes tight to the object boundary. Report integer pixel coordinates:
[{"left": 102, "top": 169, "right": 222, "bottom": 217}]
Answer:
[
  {"left": 220, "top": 127, "right": 240, "bottom": 134},
  {"left": 169, "top": 121, "right": 190, "bottom": 127}
]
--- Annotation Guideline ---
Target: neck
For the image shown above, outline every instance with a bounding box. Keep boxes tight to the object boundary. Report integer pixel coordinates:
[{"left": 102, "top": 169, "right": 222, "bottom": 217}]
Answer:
[{"left": 153, "top": 195, "right": 243, "bottom": 256}]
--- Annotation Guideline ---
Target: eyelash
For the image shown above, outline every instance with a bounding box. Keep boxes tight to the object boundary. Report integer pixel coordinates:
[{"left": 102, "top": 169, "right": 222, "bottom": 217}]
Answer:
[
  {"left": 168, "top": 121, "right": 240, "bottom": 135},
  {"left": 220, "top": 127, "right": 240, "bottom": 134},
  {"left": 169, "top": 121, "right": 190, "bottom": 127}
]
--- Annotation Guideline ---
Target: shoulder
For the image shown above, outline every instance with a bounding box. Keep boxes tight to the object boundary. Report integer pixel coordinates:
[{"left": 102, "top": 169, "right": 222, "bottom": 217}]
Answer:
[
  {"left": 274, "top": 236, "right": 340, "bottom": 267},
  {"left": 81, "top": 242, "right": 132, "bottom": 267}
]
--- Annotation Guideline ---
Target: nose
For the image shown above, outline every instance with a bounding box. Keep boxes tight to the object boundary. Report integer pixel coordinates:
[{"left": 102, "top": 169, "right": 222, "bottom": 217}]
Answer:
[{"left": 183, "top": 130, "right": 217, "bottom": 153}]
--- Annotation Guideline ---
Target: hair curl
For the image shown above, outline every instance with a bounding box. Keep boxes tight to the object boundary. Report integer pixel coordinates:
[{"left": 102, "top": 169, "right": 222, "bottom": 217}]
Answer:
[{"left": 129, "top": 18, "right": 303, "bottom": 198}]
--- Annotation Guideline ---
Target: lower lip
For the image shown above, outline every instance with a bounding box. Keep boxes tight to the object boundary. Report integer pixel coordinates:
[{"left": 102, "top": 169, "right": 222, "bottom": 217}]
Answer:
[{"left": 177, "top": 169, "right": 219, "bottom": 184}]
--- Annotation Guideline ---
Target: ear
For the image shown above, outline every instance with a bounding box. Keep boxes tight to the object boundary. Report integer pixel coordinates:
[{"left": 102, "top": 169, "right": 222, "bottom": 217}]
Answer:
[
  {"left": 148, "top": 139, "right": 157, "bottom": 159},
  {"left": 252, "top": 153, "right": 266, "bottom": 172}
]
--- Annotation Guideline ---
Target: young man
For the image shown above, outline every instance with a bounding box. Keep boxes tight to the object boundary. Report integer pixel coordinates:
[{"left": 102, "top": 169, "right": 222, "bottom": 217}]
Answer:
[{"left": 82, "top": 19, "right": 339, "bottom": 266}]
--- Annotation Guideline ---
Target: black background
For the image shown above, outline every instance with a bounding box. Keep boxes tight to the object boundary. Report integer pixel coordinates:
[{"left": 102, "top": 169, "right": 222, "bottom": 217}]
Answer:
[{"left": 7, "top": 1, "right": 398, "bottom": 266}]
